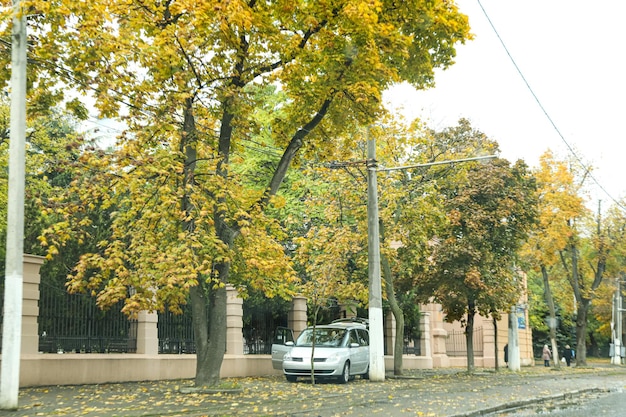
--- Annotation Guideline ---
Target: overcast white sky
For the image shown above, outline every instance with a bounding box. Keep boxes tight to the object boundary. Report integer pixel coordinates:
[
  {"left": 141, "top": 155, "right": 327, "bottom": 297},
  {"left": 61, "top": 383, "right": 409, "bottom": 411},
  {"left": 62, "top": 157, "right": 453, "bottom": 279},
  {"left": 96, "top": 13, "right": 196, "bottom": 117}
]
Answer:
[{"left": 384, "top": 0, "right": 626, "bottom": 208}]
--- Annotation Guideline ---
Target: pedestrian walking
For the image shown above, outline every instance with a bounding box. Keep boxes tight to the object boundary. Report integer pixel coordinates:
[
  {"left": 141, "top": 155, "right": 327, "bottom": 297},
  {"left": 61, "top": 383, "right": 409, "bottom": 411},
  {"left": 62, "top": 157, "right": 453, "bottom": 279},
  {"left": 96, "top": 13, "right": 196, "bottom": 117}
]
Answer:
[
  {"left": 562, "top": 344, "right": 573, "bottom": 366},
  {"left": 542, "top": 344, "right": 551, "bottom": 367},
  {"left": 504, "top": 344, "right": 509, "bottom": 365}
]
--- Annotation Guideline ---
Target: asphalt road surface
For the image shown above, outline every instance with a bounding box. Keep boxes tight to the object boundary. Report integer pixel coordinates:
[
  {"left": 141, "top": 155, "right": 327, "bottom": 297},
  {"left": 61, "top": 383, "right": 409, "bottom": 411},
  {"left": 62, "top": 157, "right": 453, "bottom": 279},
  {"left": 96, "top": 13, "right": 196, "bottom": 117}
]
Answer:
[{"left": 490, "top": 388, "right": 626, "bottom": 417}]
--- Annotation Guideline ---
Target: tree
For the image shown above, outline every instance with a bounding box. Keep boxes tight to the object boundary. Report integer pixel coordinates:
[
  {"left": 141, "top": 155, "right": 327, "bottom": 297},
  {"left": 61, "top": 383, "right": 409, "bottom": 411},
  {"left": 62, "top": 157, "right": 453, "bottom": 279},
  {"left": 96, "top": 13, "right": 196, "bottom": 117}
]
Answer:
[
  {"left": 417, "top": 158, "right": 537, "bottom": 372},
  {"left": 23, "top": 0, "right": 472, "bottom": 386},
  {"left": 0, "top": 101, "right": 86, "bottom": 264},
  {"left": 293, "top": 222, "right": 368, "bottom": 384},
  {"left": 521, "top": 151, "right": 587, "bottom": 367},
  {"left": 594, "top": 203, "right": 626, "bottom": 351},
  {"left": 558, "top": 198, "right": 626, "bottom": 365}
]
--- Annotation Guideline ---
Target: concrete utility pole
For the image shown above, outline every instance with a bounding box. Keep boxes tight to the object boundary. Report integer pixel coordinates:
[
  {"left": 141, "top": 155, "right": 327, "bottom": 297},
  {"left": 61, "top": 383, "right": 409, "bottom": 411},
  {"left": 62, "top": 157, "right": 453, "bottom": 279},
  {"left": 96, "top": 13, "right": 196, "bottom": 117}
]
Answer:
[
  {"left": 366, "top": 137, "right": 385, "bottom": 382},
  {"left": 508, "top": 308, "right": 520, "bottom": 371},
  {"left": 0, "top": 0, "right": 27, "bottom": 410},
  {"left": 612, "top": 278, "right": 624, "bottom": 365},
  {"left": 619, "top": 280, "right": 624, "bottom": 365}
]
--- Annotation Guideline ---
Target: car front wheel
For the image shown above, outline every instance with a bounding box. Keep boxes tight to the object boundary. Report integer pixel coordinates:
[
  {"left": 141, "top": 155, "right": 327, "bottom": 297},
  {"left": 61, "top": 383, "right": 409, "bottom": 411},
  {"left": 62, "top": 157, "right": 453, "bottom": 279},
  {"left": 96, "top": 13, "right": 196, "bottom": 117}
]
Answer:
[{"left": 339, "top": 362, "right": 350, "bottom": 384}]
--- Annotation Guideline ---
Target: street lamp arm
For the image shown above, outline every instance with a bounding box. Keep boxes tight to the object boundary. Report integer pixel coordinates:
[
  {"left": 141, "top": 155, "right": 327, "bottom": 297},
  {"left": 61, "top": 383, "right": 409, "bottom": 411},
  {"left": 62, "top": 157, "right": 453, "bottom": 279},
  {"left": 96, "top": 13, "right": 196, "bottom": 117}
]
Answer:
[{"left": 375, "top": 155, "right": 498, "bottom": 172}]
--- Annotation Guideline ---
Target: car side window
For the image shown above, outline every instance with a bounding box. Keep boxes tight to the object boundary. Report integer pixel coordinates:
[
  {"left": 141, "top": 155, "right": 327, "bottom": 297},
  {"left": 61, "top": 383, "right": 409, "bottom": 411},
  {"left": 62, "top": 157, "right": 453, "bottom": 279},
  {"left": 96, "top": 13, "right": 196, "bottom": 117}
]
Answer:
[
  {"left": 348, "top": 330, "right": 359, "bottom": 345},
  {"left": 357, "top": 329, "right": 369, "bottom": 346}
]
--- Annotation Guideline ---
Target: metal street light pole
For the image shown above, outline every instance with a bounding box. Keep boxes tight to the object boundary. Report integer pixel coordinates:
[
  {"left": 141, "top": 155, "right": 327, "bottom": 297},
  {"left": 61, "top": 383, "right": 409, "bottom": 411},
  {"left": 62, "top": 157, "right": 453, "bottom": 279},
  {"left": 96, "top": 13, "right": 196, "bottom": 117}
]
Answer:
[{"left": 0, "top": 0, "right": 27, "bottom": 410}]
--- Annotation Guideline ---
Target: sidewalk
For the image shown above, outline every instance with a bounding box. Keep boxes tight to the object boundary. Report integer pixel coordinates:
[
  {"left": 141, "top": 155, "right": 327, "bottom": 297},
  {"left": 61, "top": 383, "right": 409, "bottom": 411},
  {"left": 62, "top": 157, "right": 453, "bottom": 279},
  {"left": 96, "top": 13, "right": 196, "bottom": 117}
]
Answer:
[{"left": 2, "top": 364, "right": 626, "bottom": 417}]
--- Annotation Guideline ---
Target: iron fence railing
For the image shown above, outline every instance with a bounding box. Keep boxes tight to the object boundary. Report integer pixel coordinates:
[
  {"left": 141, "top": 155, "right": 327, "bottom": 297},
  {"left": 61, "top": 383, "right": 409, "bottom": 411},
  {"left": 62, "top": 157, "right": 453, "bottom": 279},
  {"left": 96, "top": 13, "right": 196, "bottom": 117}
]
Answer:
[
  {"left": 37, "top": 281, "right": 137, "bottom": 353},
  {"left": 403, "top": 325, "right": 422, "bottom": 355},
  {"left": 445, "top": 327, "right": 483, "bottom": 357},
  {"left": 158, "top": 303, "right": 198, "bottom": 354},
  {"left": 243, "top": 301, "right": 288, "bottom": 355}
]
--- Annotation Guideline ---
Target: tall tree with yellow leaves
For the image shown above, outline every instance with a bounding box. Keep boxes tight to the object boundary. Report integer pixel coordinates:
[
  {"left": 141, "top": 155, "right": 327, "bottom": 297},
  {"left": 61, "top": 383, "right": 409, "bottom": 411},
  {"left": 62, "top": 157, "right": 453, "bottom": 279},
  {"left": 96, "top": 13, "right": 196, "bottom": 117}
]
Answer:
[
  {"left": 14, "top": 0, "right": 471, "bottom": 386},
  {"left": 522, "top": 151, "right": 587, "bottom": 366}
]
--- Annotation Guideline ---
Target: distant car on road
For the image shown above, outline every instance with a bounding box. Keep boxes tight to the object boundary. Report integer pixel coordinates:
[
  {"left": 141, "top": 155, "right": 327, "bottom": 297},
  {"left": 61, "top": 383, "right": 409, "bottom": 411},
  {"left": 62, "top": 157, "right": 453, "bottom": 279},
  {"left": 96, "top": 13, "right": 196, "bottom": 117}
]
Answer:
[{"left": 272, "top": 321, "right": 369, "bottom": 383}]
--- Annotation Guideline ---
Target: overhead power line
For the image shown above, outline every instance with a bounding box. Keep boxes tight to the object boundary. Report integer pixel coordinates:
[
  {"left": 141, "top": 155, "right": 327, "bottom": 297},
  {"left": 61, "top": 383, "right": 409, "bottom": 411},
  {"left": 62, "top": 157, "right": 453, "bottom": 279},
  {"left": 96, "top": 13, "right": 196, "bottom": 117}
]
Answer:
[{"left": 476, "top": 0, "right": 626, "bottom": 211}]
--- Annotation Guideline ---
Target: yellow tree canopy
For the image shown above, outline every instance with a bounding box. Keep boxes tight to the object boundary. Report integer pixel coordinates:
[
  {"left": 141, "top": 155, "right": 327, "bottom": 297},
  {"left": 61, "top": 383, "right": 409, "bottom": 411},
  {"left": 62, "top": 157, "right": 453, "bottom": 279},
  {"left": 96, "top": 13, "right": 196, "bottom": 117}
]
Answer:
[{"left": 12, "top": 0, "right": 471, "bottom": 314}]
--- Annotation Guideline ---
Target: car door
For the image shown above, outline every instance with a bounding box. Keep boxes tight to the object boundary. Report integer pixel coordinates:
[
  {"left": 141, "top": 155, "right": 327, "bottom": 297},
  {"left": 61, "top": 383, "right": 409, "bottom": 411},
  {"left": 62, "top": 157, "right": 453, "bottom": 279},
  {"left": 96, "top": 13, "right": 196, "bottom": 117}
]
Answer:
[
  {"left": 348, "top": 329, "right": 368, "bottom": 374},
  {"left": 354, "top": 329, "right": 369, "bottom": 373},
  {"left": 271, "top": 327, "right": 294, "bottom": 370}
]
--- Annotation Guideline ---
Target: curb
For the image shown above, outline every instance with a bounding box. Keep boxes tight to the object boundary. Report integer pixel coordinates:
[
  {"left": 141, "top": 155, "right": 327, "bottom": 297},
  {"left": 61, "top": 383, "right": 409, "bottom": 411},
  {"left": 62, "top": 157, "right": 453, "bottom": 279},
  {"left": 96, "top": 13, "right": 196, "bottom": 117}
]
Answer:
[{"left": 448, "top": 387, "right": 611, "bottom": 417}]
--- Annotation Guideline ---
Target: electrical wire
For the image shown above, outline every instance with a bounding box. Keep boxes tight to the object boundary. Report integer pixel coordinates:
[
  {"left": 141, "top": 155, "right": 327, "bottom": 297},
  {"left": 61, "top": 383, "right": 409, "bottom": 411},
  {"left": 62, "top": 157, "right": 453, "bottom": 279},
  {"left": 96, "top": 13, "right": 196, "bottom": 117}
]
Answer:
[{"left": 476, "top": 0, "right": 626, "bottom": 211}]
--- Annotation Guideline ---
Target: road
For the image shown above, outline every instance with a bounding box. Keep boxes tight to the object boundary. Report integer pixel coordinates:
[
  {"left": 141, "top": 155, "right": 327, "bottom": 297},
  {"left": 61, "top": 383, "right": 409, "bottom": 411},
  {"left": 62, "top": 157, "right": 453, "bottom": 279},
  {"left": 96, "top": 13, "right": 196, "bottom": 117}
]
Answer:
[
  {"left": 491, "top": 388, "right": 626, "bottom": 417},
  {"left": 2, "top": 365, "right": 625, "bottom": 417}
]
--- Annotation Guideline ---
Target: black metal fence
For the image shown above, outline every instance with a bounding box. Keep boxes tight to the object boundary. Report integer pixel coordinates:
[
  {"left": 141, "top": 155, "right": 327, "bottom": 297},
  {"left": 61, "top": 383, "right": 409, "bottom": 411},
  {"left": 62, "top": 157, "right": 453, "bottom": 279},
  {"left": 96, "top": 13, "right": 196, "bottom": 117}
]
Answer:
[
  {"left": 445, "top": 327, "right": 484, "bottom": 357},
  {"left": 37, "top": 281, "right": 137, "bottom": 353},
  {"left": 243, "top": 297, "right": 289, "bottom": 354},
  {"left": 403, "top": 324, "right": 422, "bottom": 355},
  {"left": 158, "top": 303, "right": 197, "bottom": 354}
]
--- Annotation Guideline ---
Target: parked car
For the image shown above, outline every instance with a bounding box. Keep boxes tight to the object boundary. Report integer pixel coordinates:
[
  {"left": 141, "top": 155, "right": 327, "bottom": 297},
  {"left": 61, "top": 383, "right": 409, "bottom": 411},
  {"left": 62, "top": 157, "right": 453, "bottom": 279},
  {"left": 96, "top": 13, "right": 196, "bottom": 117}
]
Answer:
[
  {"left": 272, "top": 322, "right": 369, "bottom": 383},
  {"left": 271, "top": 327, "right": 295, "bottom": 370}
]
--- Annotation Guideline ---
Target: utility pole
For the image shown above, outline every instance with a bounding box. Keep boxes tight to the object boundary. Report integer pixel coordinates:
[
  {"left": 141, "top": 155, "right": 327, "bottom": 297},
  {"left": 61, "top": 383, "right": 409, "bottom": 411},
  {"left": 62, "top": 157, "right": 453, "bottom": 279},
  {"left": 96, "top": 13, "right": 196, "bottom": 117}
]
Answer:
[
  {"left": 617, "top": 278, "right": 624, "bottom": 365},
  {"left": 366, "top": 136, "right": 385, "bottom": 381},
  {"left": 0, "top": 0, "right": 27, "bottom": 410},
  {"left": 613, "top": 278, "right": 624, "bottom": 365},
  {"left": 332, "top": 132, "right": 495, "bottom": 383},
  {"left": 508, "top": 308, "right": 520, "bottom": 371}
]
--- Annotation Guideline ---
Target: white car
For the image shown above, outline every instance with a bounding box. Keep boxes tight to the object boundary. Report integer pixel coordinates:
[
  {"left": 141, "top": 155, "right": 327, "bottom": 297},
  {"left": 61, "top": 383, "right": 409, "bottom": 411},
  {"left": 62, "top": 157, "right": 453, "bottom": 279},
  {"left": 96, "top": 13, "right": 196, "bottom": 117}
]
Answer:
[{"left": 275, "top": 322, "right": 369, "bottom": 383}]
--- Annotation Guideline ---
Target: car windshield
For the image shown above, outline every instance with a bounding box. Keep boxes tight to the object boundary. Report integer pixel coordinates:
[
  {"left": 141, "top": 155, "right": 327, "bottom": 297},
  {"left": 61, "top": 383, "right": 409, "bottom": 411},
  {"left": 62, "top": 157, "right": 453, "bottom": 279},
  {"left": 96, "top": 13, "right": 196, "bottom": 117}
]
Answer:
[{"left": 295, "top": 328, "right": 347, "bottom": 347}]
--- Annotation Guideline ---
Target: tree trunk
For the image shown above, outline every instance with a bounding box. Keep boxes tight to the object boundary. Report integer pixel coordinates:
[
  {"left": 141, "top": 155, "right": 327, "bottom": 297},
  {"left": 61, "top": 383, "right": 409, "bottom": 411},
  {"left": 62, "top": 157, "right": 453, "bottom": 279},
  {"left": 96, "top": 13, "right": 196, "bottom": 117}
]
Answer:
[
  {"left": 576, "top": 298, "right": 591, "bottom": 366},
  {"left": 192, "top": 272, "right": 229, "bottom": 387},
  {"left": 190, "top": 285, "right": 210, "bottom": 385},
  {"left": 541, "top": 265, "right": 560, "bottom": 368},
  {"left": 310, "top": 304, "right": 321, "bottom": 385},
  {"left": 466, "top": 303, "right": 476, "bottom": 373},
  {"left": 181, "top": 100, "right": 228, "bottom": 387},
  {"left": 381, "top": 252, "right": 404, "bottom": 375}
]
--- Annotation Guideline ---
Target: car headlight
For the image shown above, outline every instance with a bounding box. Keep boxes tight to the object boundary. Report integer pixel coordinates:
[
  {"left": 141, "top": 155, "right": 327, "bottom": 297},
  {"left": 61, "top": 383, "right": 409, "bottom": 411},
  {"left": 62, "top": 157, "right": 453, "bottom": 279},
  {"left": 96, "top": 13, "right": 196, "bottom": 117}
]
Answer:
[
  {"left": 325, "top": 353, "right": 341, "bottom": 363},
  {"left": 283, "top": 352, "right": 292, "bottom": 361}
]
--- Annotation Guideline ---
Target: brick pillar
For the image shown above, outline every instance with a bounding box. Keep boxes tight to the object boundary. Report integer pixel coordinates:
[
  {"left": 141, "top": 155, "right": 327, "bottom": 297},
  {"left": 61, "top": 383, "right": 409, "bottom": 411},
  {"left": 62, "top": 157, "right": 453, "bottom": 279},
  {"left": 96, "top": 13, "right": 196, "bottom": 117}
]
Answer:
[
  {"left": 136, "top": 311, "right": 159, "bottom": 355},
  {"left": 22, "top": 254, "right": 44, "bottom": 354},
  {"left": 422, "top": 303, "right": 449, "bottom": 367},
  {"left": 385, "top": 310, "right": 395, "bottom": 355},
  {"left": 420, "top": 313, "right": 432, "bottom": 358},
  {"left": 338, "top": 301, "right": 357, "bottom": 319},
  {"left": 288, "top": 296, "right": 307, "bottom": 340},
  {"left": 226, "top": 285, "right": 244, "bottom": 355}
]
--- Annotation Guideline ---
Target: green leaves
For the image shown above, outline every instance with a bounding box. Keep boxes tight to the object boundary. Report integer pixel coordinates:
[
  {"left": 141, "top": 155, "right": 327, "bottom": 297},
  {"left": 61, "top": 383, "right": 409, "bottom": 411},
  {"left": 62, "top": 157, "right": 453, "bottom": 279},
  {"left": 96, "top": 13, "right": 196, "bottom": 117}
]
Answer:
[{"left": 415, "top": 148, "right": 538, "bottom": 328}]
